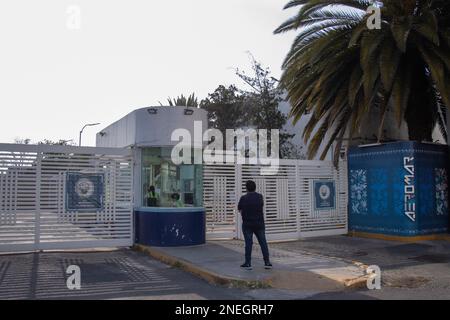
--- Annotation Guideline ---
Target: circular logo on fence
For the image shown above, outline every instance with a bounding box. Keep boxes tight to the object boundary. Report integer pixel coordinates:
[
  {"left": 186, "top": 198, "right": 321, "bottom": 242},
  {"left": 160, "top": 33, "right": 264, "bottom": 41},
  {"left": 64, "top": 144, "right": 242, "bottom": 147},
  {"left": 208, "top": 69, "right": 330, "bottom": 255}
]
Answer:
[
  {"left": 75, "top": 178, "right": 95, "bottom": 198},
  {"left": 319, "top": 185, "right": 331, "bottom": 200}
]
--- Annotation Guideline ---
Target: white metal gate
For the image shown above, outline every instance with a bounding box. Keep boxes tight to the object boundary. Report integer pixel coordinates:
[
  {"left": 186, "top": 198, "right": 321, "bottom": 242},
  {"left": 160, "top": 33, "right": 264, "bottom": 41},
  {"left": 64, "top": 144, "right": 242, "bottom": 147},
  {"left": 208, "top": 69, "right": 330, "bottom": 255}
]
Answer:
[
  {"left": 0, "top": 144, "right": 133, "bottom": 252},
  {"left": 203, "top": 163, "right": 238, "bottom": 239},
  {"left": 203, "top": 160, "right": 348, "bottom": 241}
]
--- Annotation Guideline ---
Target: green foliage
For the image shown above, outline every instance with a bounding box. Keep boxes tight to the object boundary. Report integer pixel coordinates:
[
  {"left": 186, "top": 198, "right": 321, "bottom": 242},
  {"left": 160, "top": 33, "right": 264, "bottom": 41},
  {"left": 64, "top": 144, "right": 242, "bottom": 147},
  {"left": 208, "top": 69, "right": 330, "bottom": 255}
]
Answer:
[
  {"left": 165, "top": 58, "right": 300, "bottom": 159},
  {"left": 276, "top": 0, "right": 450, "bottom": 165},
  {"left": 14, "top": 138, "right": 75, "bottom": 146},
  {"left": 14, "top": 138, "right": 31, "bottom": 145},
  {"left": 164, "top": 93, "right": 199, "bottom": 108},
  {"left": 235, "top": 55, "right": 296, "bottom": 159},
  {"left": 200, "top": 85, "right": 249, "bottom": 136},
  {"left": 37, "top": 139, "right": 76, "bottom": 146}
]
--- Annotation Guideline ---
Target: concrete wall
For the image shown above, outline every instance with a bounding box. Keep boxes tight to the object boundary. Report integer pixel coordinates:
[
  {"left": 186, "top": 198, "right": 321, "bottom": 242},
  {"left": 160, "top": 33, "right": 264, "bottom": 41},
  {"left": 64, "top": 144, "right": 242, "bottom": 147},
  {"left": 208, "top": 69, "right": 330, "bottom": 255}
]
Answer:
[{"left": 278, "top": 99, "right": 333, "bottom": 160}]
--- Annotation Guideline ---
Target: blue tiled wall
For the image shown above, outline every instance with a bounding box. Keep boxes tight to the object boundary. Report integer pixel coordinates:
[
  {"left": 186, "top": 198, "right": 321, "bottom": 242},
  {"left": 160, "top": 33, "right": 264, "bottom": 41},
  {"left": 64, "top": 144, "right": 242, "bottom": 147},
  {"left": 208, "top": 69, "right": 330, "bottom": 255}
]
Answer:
[{"left": 348, "top": 142, "right": 449, "bottom": 236}]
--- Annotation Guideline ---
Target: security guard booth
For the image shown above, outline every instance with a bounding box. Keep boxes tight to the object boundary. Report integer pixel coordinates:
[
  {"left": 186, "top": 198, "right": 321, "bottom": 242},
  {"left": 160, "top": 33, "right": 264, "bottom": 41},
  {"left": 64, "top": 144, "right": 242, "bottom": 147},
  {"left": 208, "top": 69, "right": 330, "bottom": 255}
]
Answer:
[{"left": 96, "top": 106, "right": 207, "bottom": 247}]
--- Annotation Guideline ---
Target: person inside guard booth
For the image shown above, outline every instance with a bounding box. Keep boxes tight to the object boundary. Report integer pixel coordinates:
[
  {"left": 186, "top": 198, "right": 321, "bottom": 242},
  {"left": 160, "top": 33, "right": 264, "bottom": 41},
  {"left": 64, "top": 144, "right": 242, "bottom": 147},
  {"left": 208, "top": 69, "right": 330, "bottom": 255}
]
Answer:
[{"left": 146, "top": 185, "right": 159, "bottom": 207}]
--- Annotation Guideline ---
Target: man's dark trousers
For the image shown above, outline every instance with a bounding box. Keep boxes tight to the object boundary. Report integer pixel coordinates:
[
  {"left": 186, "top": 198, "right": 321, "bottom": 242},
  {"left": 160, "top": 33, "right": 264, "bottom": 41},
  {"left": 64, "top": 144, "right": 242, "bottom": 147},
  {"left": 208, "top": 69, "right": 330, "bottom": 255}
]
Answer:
[{"left": 242, "top": 225, "right": 270, "bottom": 265}]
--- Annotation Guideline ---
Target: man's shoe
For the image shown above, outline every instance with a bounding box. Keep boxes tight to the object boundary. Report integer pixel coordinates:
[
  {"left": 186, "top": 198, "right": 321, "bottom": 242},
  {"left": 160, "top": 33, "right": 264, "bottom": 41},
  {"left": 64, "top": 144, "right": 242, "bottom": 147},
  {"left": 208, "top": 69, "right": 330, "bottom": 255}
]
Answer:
[
  {"left": 240, "top": 263, "right": 253, "bottom": 270},
  {"left": 264, "top": 262, "right": 273, "bottom": 270}
]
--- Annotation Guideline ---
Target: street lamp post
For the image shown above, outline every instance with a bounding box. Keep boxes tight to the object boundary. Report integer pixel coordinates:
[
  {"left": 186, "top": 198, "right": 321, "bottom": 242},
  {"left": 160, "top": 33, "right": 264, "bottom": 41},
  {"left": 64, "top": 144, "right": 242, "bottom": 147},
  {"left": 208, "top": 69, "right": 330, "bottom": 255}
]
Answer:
[{"left": 79, "top": 123, "right": 100, "bottom": 146}]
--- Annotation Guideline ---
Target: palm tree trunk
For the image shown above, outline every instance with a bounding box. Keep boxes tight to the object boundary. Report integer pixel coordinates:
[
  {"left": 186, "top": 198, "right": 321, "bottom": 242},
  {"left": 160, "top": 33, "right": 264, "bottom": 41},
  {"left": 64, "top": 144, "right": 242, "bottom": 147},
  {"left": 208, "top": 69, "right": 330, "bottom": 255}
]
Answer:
[{"left": 404, "top": 56, "right": 437, "bottom": 142}]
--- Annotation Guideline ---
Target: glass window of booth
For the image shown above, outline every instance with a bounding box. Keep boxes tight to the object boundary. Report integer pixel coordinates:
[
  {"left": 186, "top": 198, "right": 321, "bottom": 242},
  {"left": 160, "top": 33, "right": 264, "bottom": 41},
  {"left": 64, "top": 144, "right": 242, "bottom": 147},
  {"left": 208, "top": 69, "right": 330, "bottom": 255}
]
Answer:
[{"left": 141, "top": 147, "right": 203, "bottom": 208}]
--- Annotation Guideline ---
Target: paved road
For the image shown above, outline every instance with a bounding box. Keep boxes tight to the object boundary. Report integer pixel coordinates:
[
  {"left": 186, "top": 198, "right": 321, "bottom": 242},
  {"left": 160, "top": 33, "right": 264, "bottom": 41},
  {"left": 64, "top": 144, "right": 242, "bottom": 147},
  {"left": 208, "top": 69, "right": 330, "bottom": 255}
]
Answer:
[{"left": 0, "top": 249, "right": 252, "bottom": 300}]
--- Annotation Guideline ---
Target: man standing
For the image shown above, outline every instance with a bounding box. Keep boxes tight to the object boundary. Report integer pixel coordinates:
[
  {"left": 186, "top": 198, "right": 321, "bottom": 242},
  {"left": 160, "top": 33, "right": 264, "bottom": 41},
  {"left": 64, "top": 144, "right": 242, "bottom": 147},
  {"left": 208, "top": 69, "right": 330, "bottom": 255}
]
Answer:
[{"left": 238, "top": 180, "right": 272, "bottom": 270}]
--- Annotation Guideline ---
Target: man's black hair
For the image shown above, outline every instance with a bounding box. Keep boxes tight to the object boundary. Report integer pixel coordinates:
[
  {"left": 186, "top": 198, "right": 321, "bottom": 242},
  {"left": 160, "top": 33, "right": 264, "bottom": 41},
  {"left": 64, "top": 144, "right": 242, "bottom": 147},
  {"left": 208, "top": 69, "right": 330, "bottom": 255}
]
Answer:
[{"left": 246, "top": 180, "right": 257, "bottom": 192}]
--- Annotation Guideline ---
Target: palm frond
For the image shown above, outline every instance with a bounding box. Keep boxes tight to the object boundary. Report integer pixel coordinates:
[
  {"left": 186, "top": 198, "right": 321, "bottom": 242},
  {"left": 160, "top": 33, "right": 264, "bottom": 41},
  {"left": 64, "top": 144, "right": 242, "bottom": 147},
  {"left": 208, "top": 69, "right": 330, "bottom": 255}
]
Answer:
[{"left": 277, "top": 0, "right": 450, "bottom": 164}]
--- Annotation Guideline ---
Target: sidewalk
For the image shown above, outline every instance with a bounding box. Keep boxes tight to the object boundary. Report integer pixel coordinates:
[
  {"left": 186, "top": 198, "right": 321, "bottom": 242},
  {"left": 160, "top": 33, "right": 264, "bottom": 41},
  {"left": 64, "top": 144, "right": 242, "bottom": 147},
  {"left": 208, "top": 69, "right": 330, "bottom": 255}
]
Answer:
[
  {"left": 134, "top": 240, "right": 368, "bottom": 291},
  {"left": 270, "top": 236, "right": 450, "bottom": 293}
]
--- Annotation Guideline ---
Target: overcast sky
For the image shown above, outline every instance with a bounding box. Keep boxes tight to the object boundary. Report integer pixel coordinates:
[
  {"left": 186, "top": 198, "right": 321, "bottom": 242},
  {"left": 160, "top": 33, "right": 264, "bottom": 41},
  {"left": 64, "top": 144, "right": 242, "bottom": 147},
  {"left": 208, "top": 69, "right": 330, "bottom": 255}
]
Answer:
[{"left": 0, "top": 0, "right": 296, "bottom": 146}]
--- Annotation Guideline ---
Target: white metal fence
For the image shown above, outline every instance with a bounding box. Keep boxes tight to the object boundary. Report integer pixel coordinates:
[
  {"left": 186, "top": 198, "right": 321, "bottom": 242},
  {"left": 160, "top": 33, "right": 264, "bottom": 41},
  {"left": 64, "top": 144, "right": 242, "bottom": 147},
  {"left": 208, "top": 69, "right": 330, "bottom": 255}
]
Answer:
[
  {"left": 0, "top": 144, "right": 133, "bottom": 252},
  {"left": 0, "top": 143, "right": 347, "bottom": 252},
  {"left": 203, "top": 160, "right": 348, "bottom": 241}
]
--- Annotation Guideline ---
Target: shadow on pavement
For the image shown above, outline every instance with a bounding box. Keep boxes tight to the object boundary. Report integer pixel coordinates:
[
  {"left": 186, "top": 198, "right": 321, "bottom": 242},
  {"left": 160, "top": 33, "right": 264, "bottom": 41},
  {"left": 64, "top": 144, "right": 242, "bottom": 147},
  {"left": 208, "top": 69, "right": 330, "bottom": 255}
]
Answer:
[{"left": 0, "top": 249, "right": 246, "bottom": 300}]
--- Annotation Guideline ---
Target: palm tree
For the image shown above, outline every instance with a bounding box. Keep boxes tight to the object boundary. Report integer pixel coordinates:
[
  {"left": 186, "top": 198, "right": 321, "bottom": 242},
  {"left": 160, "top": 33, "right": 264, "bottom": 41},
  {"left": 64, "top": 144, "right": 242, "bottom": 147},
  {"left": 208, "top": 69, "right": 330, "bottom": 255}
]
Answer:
[
  {"left": 163, "top": 93, "right": 199, "bottom": 108},
  {"left": 275, "top": 0, "right": 450, "bottom": 163}
]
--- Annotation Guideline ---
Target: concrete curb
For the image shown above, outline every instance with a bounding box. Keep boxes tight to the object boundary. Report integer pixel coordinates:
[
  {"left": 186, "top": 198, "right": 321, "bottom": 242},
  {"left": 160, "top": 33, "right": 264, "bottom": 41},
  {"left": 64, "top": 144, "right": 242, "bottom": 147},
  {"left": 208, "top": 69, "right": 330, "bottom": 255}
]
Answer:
[
  {"left": 324, "top": 259, "right": 369, "bottom": 289},
  {"left": 344, "top": 275, "right": 369, "bottom": 289},
  {"left": 133, "top": 244, "right": 271, "bottom": 289},
  {"left": 338, "top": 261, "right": 370, "bottom": 289},
  {"left": 348, "top": 232, "right": 450, "bottom": 243},
  {"left": 134, "top": 244, "right": 369, "bottom": 290}
]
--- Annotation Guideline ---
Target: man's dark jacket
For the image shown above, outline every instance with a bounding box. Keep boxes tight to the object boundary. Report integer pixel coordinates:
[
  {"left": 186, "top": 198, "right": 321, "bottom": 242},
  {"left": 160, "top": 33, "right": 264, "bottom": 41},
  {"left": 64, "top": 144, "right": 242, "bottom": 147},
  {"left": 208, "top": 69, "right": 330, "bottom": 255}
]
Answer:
[{"left": 238, "top": 192, "right": 265, "bottom": 229}]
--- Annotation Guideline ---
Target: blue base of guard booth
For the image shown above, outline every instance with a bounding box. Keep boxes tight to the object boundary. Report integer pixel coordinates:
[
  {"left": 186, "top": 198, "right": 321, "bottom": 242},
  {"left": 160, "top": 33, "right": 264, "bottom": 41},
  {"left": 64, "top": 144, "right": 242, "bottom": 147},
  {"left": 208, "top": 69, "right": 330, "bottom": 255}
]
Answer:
[
  {"left": 135, "top": 207, "right": 206, "bottom": 247},
  {"left": 348, "top": 142, "right": 449, "bottom": 237}
]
